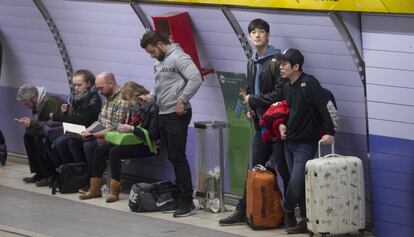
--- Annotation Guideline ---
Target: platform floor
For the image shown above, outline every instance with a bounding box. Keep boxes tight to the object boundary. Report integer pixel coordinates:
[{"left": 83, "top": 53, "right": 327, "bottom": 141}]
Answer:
[{"left": 0, "top": 160, "right": 372, "bottom": 237}]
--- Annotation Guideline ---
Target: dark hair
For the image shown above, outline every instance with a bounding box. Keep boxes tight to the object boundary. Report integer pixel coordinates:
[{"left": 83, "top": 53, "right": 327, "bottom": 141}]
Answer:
[
  {"left": 248, "top": 18, "right": 270, "bottom": 33},
  {"left": 73, "top": 69, "right": 95, "bottom": 86},
  {"left": 140, "top": 31, "right": 170, "bottom": 49}
]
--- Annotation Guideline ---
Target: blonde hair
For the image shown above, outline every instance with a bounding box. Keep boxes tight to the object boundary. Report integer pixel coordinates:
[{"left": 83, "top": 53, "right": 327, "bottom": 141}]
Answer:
[{"left": 121, "top": 81, "right": 149, "bottom": 105}]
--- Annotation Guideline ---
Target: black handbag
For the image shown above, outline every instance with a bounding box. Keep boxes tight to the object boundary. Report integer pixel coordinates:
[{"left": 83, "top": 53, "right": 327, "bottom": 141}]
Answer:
[{"left": 52, "top": 162, "right": 89, "bottom": 194}]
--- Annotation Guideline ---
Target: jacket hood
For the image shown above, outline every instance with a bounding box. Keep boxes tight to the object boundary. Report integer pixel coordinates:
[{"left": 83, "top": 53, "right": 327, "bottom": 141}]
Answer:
[
  {"left": 252, "top": 45, "right": 281, "bottom": 63},
  {"left": 166, "top": 43, "right": 183, "bottom": 57},
  {"left": 36, "top": 87, "right": 47, "bottom": 107}
]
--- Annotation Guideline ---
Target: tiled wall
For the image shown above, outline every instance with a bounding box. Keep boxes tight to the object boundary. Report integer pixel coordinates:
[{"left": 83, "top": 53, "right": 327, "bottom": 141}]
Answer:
[{"left": 362, "top": 14, "right": 414, "bottom": 237}]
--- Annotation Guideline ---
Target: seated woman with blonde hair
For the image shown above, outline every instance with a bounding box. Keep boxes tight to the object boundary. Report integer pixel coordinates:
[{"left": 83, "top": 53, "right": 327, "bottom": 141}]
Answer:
[{"left": 79, "top": 81, "right": 159, "bottom": 202}]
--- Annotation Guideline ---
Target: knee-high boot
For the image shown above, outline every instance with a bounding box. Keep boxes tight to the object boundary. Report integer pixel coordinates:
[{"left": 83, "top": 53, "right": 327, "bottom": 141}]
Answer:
[{"left": 79, "top": 177, "right": 103, "bottom": 200}]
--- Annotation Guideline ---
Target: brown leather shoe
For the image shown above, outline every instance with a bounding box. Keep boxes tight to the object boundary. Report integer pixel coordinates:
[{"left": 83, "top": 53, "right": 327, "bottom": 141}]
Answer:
[
  {"left": 286, "top": 220, "right": 309, "bottom": 234},
  {"left": 283, "top": 209, "right": 297, "bottom": 228}
]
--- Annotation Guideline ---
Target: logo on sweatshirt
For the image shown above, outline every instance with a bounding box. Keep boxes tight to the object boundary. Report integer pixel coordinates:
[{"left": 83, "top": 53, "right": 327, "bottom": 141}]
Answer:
[{"left": 159, "top": 67, "right": 177, "bottom": 73}]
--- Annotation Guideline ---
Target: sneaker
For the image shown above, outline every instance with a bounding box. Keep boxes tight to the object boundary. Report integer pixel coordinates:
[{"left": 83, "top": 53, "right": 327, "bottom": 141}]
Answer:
[
  {"left": 22, "top": 174, "right": 41, "bottom": 183},
  {"left": 173, "top": 202, "right": 196, "bottom": 218},
  {"left": 35, "top": 177, "right": 51, "bottom": 187},
  {"left": 286, "top": 220, "right": 309, "bottom": 234},
  {"left": 219, "top": 209, "right": 246, "bottom": 225}
]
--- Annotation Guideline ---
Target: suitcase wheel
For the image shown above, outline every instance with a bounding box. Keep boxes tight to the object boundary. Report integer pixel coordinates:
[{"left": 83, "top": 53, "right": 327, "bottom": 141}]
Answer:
[{"left": 308, "top": 232, "right": 314, "bottom": 237}]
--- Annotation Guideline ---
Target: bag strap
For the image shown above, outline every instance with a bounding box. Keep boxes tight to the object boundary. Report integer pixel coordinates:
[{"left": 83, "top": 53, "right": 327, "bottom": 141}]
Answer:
[
  {"left": 248, "top": 55, "right": 279, "bottom": 81},
  {"left": 175, "top": 66, "right": 188, "bottom": 83},
  {"left": 136, "top": 126, "right": 156, "bottom": 154}
]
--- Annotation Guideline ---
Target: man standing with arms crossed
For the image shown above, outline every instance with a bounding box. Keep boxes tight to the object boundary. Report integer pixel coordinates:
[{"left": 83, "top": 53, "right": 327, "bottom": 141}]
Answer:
[
  {"left": 139, "top": 31, "right": 203, "bottom": 217},
  {"left": 219, "top": 18, "right": 290, "bottom": 225}
]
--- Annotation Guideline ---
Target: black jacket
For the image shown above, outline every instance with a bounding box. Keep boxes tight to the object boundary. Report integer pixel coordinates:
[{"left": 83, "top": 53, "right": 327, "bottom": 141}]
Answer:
[
  {"left": 283, "top": 72, "right": 335, "bottom": 143},
  {"left": 246, "top": 50, "right": 286, "bottom": 130},
  {"left": 53, "top": 89, "right": 102, "bottom": 127}
]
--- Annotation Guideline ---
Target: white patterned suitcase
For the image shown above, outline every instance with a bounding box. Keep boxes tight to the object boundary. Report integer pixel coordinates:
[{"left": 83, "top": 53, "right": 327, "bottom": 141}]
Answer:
[{"left": 305, "top": 142, "right": 365, "bottom": 237}]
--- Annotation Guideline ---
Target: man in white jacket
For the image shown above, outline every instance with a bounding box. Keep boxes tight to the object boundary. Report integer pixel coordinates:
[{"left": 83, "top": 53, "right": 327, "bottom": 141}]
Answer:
[{"left": 140, "top": 31, "right": 202, "bottom": 218}]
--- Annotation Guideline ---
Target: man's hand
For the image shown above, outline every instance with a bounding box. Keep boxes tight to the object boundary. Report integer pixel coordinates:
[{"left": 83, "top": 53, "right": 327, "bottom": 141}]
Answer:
[
  {"left": 16, "top": 117, "right": 31, "bottom": 128},
  {"left": 279, "top": 124, "right": 287, "bottom": 140},
  {"left": 138, "top": 95, "right": 150, "bottom": 104},
  {"left": 61, "top": 104, "right": 69, "bottom": 113},
  {"left": 80, "top": 130, "right": 93, "bottom": 140},
  {"left": 243, "top": 95, "right": 250, "bottom": 105},
  {"left": 176, "top": 99, "right": 186, "bottom": 115},
  {"left": 320, "top": 134, "right": 335, "bottom": 145},
  {"left": 246, "top": 111, "right": 255, "bottom": 120},
  {"left": 117, "top": 124, "right": 134, "bottom": 133}
]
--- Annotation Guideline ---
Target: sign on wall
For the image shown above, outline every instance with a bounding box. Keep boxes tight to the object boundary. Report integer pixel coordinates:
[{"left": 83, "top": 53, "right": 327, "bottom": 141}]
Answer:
[{"left": 216, "top": 71, "right": 250, "bottom": 196}]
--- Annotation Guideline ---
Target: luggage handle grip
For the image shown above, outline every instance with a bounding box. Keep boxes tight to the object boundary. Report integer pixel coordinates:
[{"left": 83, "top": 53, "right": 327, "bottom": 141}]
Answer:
[
  {"left": 318, "top": 140, "right": 338, "bottom": 158},
  {"left": 253, "top": 164, "right": 267, "bottom": 171}
]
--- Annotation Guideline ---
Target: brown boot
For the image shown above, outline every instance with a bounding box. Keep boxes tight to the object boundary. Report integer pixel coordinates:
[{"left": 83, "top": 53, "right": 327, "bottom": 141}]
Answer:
[
  {"left": 286, "top": 220, "right": 309, "bottom": 234},
  {"left": 79, "top": 177, "right": 103, "bottom": 200},
  {"left": 106, "top": 179, "right": 121, "bottom": 203},
  {"left": 283, "top": 209, "right": 297, "bottom": 228}
]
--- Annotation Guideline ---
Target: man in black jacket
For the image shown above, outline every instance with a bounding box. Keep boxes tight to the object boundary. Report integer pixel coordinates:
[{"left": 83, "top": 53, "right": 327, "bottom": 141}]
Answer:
[
  {"left": 219, "top": 18, "right": 290, "bottom": 225},
  {"left": 277, "top": 48, "right": 335, "bottom": 234}
]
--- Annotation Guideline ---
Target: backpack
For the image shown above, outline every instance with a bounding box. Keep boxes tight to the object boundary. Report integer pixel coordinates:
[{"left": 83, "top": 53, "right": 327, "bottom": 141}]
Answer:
[
  {"left": 51, "top": 162, "right": 89, "bottom": 194},
  {"left": 300, "top": 77, "right": 339, "bottom": 130},
  {"left": 129, "top": 180, "right": 179, "bottom": 212},
  {"left": 0, "top": 130, "right": 7, "bottom": 166},
  {"left": 247, "top": 55, "right": 279, "bottom": 82}
]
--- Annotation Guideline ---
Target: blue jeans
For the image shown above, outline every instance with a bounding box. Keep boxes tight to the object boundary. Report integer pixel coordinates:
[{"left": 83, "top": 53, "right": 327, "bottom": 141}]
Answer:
[
  {"left": 283, "top": 140, "right": 317, "bottom": 218},
  {"left": 236, "top": 132, "right": 290, "bottom": 210}
]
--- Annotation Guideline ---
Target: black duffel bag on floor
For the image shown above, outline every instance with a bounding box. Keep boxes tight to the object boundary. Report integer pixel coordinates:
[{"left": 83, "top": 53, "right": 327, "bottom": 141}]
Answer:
[
  {"left": 52, "top": 162, "right": 89, "bottom": 194},
  {"left": 129, "top": 180, "right": 178, "bottom": 212}
]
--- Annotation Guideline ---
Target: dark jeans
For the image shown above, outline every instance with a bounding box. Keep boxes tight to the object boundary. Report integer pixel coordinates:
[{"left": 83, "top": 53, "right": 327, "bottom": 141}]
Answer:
[
  {"left": 159, "top": 109, "right": 193, "bottom": 204},
  {"left": 282, "top": 140, "right": 317, "bottom": 218},
  {"left": 92, "top": 143, "right": 153, "bottom": 181},
  {"left": 52, "top": 134, "right": 84, "bottom": 167},
  {"left": 23, "top": 133, "right": 51, "bottom": 178},
  {"left": 236, "top": 132, "right": 290, "bottom": 211},
  {"left": 68, "top": 137, "right": 97, "bottom": 176}
]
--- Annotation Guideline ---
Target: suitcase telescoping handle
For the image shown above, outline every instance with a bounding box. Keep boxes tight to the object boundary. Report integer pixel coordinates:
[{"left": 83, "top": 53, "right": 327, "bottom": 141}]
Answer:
[{"left": 318, "top": 140, "right": 338, "bottom": 158}]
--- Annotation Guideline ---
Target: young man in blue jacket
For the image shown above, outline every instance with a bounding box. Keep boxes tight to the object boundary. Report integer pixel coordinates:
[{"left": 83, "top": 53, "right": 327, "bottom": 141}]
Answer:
[{"left": 219, "top": 18, "right": 290, "bottom": 225}]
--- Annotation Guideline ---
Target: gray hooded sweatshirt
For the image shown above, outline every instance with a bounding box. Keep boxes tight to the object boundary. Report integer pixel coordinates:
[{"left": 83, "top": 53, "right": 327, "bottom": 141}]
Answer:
[{"left": 148, "top": 44, "right": 203, "bottom": 114}]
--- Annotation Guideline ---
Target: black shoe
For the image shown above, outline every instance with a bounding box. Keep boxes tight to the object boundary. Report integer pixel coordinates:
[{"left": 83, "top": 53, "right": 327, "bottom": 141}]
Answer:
[
  {"left": 35, "top": 177, "right": 50, "bottom": 187},
  {"left": 286, "top": 220, "right": 309, "bottom": 234},
  {"left": 219, "top": 209, "right": 246, "bottom": 225},
  {"left": 23, "top": 174, "right": 41, "bottom": 183},
  {"left": 173, "top": 202, "right": 196, "bottom": 218}
]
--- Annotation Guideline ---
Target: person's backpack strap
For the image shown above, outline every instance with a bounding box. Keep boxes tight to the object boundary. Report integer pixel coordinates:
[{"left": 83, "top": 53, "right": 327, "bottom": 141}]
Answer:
[
  {"left": 248, "top": 56, "right": 279, "bottom": 81},
  {"left": 269, "top": 56, "right": 279, "bottom": 80},
  {"left": 174, "top": 66, "right": 188, "bottom": 83}
]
